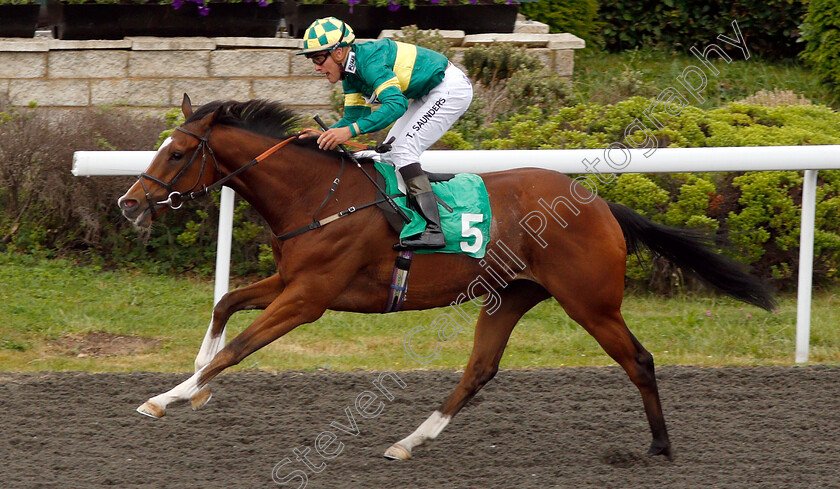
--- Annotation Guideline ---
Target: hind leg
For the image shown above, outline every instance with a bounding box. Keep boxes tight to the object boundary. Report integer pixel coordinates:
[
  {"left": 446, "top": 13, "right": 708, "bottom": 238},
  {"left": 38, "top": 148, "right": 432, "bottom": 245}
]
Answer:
[
  {"left": 554, "top": 287, "right": 672, "bottom": 459},
  {"left": 385, "top": 281, "right": 550, "bottom": 460},
  {"left": 137, "top": 273, "right": 284, "bottom": 418},
  {"left": 580, "top": 310, "right": 670, "bottom": 458}
]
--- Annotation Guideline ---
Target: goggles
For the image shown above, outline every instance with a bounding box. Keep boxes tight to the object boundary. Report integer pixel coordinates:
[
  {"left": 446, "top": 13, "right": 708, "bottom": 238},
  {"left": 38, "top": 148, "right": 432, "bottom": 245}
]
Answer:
[{"left": 307, "top": 51, "right": 331, "bottom": 66}]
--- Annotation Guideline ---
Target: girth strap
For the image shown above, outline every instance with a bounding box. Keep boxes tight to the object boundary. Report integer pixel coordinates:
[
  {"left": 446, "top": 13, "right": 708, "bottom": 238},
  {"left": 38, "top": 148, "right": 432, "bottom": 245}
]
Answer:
[{"left": 274, "top": 198, "right": 387, "bottom": 241}]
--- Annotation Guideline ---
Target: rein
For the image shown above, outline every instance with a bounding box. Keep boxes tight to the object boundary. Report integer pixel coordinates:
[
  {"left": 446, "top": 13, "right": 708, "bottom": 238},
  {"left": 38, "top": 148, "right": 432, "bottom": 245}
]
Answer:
[
  {"left": 148, "top": 127, "right": 297, "bottom": 211},
  {"left": 143, "top": 125, "right": 387, "bottom": 242}
]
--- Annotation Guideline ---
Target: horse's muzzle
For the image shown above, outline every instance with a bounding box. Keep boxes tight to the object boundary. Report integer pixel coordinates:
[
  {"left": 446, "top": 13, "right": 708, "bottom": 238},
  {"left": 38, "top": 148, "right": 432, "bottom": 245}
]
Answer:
[{"left": 118, "top": 193, "right": 152, "bottom": 228}]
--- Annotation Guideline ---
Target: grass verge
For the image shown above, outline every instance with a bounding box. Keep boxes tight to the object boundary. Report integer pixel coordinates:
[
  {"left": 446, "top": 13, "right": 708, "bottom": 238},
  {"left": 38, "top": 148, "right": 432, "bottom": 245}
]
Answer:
[{"left": 1, "top": 254, "right": 837, "bottom": 372}]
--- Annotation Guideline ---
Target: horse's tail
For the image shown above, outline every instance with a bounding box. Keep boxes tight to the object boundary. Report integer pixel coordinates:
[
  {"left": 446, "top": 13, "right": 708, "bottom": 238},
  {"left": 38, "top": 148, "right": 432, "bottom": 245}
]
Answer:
[{"left": 607, "top": 201, "right": 776, "bottom": 311}]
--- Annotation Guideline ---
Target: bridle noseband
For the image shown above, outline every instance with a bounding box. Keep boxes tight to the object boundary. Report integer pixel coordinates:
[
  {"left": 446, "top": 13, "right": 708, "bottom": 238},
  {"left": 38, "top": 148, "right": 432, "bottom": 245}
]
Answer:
[
  {"left": 137, "top": 125, "right": 297, "bottom": 215},
  {"left": 137, "top": 127, "right": 220, "bottom": 214}
]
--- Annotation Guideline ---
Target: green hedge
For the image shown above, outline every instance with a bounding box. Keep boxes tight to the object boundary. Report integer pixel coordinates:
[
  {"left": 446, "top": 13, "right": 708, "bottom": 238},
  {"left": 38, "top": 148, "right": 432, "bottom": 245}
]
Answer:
[
  {"left": 800, "top": 0, "right": 840, "bottom": 103},
  {"left": 518, "top": 0, "right": 600, "bottom": 41},
  {"left": 446, "top": 98, "right": 840, "bottom": 287},
  {"left": 460, "top": 99, "right": 840, "bottom": 149},
  {"left": 597, "top": 0, "right": 805, "bottom": 58}
]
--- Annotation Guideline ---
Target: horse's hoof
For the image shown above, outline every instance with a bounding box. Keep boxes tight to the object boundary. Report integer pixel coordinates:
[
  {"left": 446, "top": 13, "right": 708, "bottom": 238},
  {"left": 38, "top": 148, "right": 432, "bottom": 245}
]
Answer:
[
  {"left": 647, "top": 443, "right": 673, "bottom": 461},
  {"left": 383, "top": 443, "right": 411, "bottom": 460},
  {"left": 190, "top": 388, "right": 212, "bottom": 411},
  {"left": 136, "top": 401, "right": 165, "bottom": 419}
]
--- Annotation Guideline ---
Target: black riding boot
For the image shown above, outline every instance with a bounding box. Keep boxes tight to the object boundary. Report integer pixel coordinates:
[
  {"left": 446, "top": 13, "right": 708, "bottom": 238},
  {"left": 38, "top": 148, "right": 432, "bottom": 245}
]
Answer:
[{"left": 395, "top": 164, "right": 446, "bottom": 250}]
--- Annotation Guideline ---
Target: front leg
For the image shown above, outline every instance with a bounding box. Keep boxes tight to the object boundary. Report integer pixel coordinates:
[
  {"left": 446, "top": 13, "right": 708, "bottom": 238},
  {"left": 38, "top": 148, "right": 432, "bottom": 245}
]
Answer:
[
  {"left": 195, "top": 273, "right": 285, "bottom": 372},
  {"left": 198, "top": 283, "right": 326, "bottom": 388},
  {"left": 197, "top": 238, "right": 286, "bottom": 374},
  {"left": 191, "top": 274, "right": 286, "bottom": 411},
  {"left": 137, "top": 281, "right": 328, "bottom": 418},
  {"left": 137, "top": 274, "right": 286, "bottom": 419}
]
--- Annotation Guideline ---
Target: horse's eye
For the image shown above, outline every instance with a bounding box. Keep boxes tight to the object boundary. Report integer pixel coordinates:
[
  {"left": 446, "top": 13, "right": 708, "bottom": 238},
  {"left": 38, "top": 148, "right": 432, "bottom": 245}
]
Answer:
[{"left": 171, "top": 152, "right": 183, "bottom": 161}]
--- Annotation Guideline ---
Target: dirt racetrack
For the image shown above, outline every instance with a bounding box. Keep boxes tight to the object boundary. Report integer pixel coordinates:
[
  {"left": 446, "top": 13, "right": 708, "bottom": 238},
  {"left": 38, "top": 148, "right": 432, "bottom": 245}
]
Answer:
[{"left": 1, "top": 366, "right": 839, "bottom": 488}]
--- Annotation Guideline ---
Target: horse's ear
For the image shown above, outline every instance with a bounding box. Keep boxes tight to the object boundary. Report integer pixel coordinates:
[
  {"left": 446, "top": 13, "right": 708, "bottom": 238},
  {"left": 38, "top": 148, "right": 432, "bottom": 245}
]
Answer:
[
  {"left": 210, "top": 106, "right": 223, "bottom": 125},
  {"left": 181, "top": 93, "right": 193, "bottom": 118},
  {"left": 195, "top": 105, "right": 223, "bottom": 130}
]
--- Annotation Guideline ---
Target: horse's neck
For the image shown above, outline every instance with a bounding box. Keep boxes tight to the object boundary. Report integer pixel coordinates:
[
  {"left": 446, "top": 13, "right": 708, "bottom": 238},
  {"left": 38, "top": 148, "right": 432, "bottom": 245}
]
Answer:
[{"left": 213, "top": 130, "right": 345, "bottom": 236}]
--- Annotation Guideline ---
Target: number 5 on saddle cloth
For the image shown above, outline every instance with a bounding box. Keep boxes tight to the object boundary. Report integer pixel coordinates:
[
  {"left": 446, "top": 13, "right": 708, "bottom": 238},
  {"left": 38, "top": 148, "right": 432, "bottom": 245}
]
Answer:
[{"left": 373, "top": 162, "right": 492, "bottom": 259}]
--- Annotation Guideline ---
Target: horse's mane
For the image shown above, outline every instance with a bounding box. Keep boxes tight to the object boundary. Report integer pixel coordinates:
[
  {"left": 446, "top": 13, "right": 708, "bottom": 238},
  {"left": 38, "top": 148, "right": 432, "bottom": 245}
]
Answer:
[
  {"left": 187, "top": 99, "right": 301, "bottom": 140},
  {"left": 187, "top": 98, "right": 372, "bottom": 161}
]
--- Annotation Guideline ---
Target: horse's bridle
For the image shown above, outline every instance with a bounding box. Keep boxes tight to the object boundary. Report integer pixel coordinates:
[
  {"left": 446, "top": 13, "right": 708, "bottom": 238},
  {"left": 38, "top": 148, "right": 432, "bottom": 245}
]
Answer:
[
  {"left": 138, "top": 126, "right": 296, "bottom": 215},
  {"left": 137, "top": 127, "right": 220, "bottom": 214},
  {"left": 135, "top": 122, "right": 395, "bottom": 243}
]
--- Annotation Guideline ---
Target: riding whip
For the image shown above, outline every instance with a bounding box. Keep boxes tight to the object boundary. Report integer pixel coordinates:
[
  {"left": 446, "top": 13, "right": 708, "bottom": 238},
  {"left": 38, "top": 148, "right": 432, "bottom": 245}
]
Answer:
[{"left": 313, "top": 115, "right": 411, "bottom": 224}]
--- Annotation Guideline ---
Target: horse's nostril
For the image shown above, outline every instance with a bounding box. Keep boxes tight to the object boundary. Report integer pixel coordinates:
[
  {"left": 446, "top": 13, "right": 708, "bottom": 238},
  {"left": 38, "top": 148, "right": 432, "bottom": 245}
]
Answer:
[{"left": 120, "top": 198, "right": 138, "bottom": 210}]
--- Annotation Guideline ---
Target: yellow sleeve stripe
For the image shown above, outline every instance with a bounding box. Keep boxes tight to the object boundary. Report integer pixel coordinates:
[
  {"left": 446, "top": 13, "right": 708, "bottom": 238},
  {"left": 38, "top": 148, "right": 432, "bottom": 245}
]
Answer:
[
  {"left": 393, "top": 42, "right": 417, "bottom": 91},
  {"left": 374, "top": 77, "right": 401, "bottom": 97},
  {"left": 344, "top": 93, "right": 370, "bottom": 107}
]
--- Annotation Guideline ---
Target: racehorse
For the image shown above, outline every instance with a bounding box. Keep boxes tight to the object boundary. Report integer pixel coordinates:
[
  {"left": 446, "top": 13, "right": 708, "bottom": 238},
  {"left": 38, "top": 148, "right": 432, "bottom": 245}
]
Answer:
[{"left": 118, "top": 95, "right": 774, "bottom": 461}]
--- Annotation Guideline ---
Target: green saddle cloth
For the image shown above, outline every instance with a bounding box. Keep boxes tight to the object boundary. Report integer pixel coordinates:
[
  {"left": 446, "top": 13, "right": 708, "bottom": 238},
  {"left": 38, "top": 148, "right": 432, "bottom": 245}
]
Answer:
[{"left": 375, "top": 162, "right": 492, "bottom": 258}]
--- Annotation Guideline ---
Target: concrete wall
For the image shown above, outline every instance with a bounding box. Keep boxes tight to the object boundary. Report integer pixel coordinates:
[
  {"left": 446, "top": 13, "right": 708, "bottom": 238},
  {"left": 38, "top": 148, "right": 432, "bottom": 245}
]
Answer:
[{"left": 0, "top": 32, "right": 584, "bottom": 111}]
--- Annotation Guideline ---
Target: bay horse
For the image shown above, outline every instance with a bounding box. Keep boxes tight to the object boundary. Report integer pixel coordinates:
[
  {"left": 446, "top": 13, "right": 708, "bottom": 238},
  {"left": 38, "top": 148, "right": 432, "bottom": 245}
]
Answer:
[{"left": 118, "top": 95, "right": 774, "bottom": 461}]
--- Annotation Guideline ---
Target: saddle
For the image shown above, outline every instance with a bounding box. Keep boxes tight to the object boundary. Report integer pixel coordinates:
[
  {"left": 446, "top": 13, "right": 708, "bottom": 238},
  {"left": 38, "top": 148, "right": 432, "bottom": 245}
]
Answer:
[{"left": 375, "top": 170, "right": 455, "bottom": 235}]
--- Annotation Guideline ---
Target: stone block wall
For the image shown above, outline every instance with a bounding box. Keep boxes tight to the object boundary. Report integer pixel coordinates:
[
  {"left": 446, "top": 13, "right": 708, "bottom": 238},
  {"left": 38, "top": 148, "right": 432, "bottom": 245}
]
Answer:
[{"left": 0, "top": 33, "right": 585, "bottom": 111}]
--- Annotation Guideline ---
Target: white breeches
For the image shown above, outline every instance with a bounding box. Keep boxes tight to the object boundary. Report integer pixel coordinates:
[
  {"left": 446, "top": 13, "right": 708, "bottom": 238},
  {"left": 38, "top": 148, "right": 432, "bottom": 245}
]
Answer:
[{"left": 385, "top": 63, "right": 473, "bottom": 170}]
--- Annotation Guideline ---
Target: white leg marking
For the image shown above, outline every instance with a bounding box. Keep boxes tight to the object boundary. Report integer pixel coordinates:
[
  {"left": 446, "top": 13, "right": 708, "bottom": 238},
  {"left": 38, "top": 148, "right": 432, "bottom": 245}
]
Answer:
[
  {"left": 195, "top": 314, "right": 226, "bottom": 372},
  {"left": 140, "top": 366, "right": 207, "bottom": 414},
  {"left": 138, "top": 313, "right": 225, "bottom": 419},
  {"left": 384, "top": 411, "right": 451, "bottom": 460}
]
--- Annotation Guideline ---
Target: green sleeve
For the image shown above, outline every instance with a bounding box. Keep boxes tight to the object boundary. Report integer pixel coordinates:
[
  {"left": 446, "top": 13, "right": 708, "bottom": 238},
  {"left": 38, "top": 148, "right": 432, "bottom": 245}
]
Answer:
[
  {"left": 330, "top": 84, "right": 372, "bottom": 130},
  {"left": 331, "top": 105, "right": 372, "bottom": 130},
  {"left": 355, "top": 85, "right": 408, "bottom": 134},
  {"left": 350, "top": 53, "right": 409, "bottom": 134}
]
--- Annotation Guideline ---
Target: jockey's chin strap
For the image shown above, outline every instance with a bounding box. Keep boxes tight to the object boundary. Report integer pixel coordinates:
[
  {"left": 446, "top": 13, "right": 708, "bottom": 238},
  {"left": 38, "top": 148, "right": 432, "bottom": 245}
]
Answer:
[{"left": 149, "top": 127, "right": 297, "bottom": 211}]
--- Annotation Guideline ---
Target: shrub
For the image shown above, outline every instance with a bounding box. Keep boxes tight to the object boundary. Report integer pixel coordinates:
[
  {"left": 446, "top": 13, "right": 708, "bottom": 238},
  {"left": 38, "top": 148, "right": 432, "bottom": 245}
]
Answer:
[
  {"left": 460, "top": 43, "right": 570, "bottom": 126},
  {"left": 0, "top": 104, "right": 165, "bottom": 259},
  {"left": 726, "top": 171, "right": 802, "bottom": 279},
  {"left": 800, "top": 0, "right": 840, "bottom": 103},
  {"left": 390, "top": 25, "right": 455, "bottom": 59},
  {"left": 160, "top": 190, "right": 275, "bottom": 276},
  {"left": 505, "top": 69, "right": 571, "bottom": 112},
  {"left": 462, "top": 43, "right": 543, "bottom": 86},
  {"left": 518, "top": 0, "right": 601, "bottom": 42},
  {"left": 734, "top": 89, "right": 811, "bottom": 107},
  {"left": 598, "top": 0, "right": 805, "bottom": 59}
]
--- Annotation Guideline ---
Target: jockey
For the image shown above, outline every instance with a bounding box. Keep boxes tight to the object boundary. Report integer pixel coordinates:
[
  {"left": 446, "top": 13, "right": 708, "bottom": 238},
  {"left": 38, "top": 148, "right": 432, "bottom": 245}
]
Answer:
[{"left": 297, "top": 17, "right": 474, "bottom": 250}]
